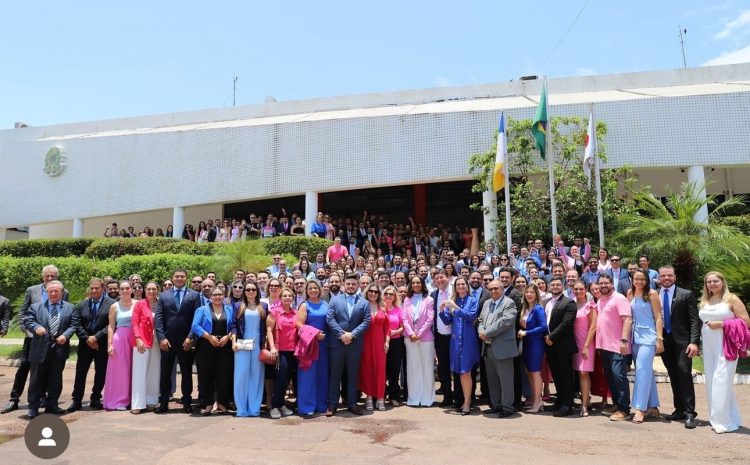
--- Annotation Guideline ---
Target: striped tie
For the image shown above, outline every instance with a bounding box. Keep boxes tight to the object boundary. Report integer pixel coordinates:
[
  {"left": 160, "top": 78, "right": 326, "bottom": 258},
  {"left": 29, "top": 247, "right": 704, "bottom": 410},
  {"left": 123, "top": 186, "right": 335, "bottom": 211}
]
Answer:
[{"left": 49, "top": 303, "right": 60, "bottom": 337}]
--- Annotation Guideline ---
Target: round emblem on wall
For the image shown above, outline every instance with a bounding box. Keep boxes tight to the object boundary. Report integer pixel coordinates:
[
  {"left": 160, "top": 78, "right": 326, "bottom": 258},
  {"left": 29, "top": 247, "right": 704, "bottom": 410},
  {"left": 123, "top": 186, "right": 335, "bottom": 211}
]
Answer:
[{"left": 43, "top": 145, "right": 66, "bottom": 177}]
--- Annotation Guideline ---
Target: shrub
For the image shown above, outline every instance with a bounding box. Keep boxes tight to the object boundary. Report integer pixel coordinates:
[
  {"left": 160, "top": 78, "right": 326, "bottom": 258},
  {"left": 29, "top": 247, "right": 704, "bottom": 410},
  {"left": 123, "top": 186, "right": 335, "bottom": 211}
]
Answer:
[
  {"left": 0, "top": 238, "right": 95, "bottom": 258},
  {"left": 83, "top": 238, "right": 217, "bottom": 260},
  {"left": 261, "top": 236, "right": 331, "bottom": 258},
  {"left": 718, "top": 215, "right": 750, "bottom": 236}
]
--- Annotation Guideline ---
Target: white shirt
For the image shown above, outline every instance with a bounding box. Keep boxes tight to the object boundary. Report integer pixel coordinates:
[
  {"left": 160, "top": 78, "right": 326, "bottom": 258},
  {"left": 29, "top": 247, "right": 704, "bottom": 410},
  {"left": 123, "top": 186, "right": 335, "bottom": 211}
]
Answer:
[{"left": 435, "top": 284, "right": 454, "bottom": 335}]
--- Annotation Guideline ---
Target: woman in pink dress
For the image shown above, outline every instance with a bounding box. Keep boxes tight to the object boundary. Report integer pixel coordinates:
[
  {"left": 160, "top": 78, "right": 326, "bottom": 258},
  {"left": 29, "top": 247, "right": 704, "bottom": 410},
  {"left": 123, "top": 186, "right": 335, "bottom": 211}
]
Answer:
[
  {"left": 104, "top": 281, "right": 135, "bottom": 410},
  {"left": 572, "top": 280, "right": 597, "bottom": 417}
]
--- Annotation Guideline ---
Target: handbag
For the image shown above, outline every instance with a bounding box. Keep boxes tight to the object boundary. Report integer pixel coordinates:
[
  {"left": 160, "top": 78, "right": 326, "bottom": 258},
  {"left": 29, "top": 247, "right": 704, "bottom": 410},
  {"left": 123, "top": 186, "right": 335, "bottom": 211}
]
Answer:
[
  {"left": 236, "top": 338, "right": 255, "bottom": 351},
  {"left": 259, "top": 346, "right": 276, "bottom": 365}
]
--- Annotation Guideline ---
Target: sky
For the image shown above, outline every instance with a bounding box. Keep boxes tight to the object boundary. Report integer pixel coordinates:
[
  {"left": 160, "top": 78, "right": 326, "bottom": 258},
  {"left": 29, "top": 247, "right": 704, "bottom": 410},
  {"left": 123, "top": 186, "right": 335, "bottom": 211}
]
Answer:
[{"left": 2, "top": 0, "right": 749, "bottom": 128}]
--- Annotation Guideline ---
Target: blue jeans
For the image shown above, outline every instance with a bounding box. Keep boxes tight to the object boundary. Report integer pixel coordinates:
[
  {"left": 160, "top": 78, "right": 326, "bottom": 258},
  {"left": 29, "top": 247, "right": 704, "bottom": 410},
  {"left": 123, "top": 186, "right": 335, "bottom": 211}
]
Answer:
[{"left": 600, "top": 349, "right": 631, "bottom": 414}]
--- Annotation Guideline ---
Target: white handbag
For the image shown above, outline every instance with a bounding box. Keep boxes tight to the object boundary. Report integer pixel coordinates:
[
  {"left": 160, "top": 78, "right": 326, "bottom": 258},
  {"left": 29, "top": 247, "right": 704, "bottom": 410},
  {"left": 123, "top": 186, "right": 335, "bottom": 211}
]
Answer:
[{"left": 236, "top": 339, "right": 255, "bottom": 351}]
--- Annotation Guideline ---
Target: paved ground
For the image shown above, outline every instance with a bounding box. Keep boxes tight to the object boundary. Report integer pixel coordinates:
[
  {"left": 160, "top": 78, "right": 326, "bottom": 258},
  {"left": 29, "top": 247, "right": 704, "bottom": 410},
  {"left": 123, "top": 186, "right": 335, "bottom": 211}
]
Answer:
[{"left": 0, "top": 364, "right": 748, "bottom": 464}]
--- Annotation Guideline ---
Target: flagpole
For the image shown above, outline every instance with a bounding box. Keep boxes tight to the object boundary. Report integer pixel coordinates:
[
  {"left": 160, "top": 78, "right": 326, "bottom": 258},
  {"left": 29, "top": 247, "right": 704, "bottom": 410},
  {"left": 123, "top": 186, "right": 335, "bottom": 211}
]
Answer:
[
  {"left": 504, "top": 145, "right": 512, "bottom": 256},
  {"left": 545, "top": 78, "right": 558, "bottom": 238},
  {"left": 591, "top": 103, "right": 605, "bottom": 247}
]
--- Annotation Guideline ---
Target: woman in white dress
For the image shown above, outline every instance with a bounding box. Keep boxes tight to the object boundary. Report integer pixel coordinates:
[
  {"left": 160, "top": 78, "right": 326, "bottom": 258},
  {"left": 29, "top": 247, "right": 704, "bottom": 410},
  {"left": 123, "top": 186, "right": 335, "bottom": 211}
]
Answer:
[{"left": 699, "top": 271, "right": 750, "bottom": 434}]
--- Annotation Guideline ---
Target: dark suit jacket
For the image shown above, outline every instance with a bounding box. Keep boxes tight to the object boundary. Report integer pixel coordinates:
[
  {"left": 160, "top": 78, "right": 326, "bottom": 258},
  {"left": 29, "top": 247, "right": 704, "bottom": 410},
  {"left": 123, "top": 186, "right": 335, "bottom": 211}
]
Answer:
[
  {"left": 0, "top": 295, "right": 9, "bottom": 333},
  {"left": 21, "top": 301, "right": 78, "bottom": 363},
  {"left": 155, "top": 288, "right": 202, "bottom": 346},
  {"left": 326, "top": 293, "right": 371, "bottom": 352},
  {"left": 504, "top": 287, "right": 523, "bottom": 329},
  {"left": 471, "top": 288, "right": 491, "bottom": 316},
  {"left": 546, "top": 296, "right": 578, "bottom": 354},
  {"left": 275, "top": 222, "right": 292, "bottom": 236},
  {"left": 664, "top": 286, "right": 700, "bottom": 347},
  {"left": 74, "top": 296, "right": 117, "bottom": 344}
]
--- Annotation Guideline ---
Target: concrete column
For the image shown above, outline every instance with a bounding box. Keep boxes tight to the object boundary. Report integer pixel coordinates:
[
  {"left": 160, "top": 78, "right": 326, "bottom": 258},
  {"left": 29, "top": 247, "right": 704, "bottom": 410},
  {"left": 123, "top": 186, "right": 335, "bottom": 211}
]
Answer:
[
  {"left": 72, "top": 218, "right": 83, "bottom": 238},
  {"left": 305, "top": 191, "right": 318, "bottom": 236},
  {"left": 173, "top": 206, "right": 185, "bottom": 239},
  {"left": 0, "top": 229, "right": 6, "bottom": 241},
  {"left": 687, "top": 166, "right": 709, "bottom": 224},
  {"left": 482, "top": 189, "right": 498, "bottom": 247}
]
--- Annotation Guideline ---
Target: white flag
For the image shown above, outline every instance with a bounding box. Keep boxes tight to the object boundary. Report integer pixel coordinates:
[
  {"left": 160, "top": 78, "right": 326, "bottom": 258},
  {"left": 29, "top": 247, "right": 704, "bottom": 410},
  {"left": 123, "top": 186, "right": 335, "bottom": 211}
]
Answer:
[{"left": 583, "top": 112, "right": 596, "bottom": 188}]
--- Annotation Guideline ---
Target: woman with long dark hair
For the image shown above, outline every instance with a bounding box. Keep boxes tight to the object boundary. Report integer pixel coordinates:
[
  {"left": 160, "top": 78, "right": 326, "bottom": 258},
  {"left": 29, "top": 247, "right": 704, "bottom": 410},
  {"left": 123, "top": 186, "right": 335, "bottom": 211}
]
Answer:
[{"left": 231, "top": 282, "right": 266, "bottom": 417}]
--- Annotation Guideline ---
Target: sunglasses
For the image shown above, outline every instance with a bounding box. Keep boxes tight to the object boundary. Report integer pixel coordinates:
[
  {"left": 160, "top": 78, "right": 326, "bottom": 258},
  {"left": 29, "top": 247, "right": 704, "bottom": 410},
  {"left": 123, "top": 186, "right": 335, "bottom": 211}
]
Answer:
[
  {"left": 232, "top": 285, "right": 244, "bottom": 289},
  {"left": 384, "top": 292, "right": 395, "bottom": 296},
  {"left": 192, "top": 280, "right": 203, "bottom": 284},
  {"left": 163, "top": 283, "right": 173, "bottom": 287},
  {"left": 268, "top": 284, "right": 281, "bottom": 288},
  {"left": 244, "top": 288, "right": 258, "bottom": 292},
  {"left": 368, "top": 289, "right": 380, "bottom": 294},
  {"left": 211, "top": 294, "right": 224, "bottom": 298},
  {"left": 133, "top": 286, "right": 143, "bottom": 290}
]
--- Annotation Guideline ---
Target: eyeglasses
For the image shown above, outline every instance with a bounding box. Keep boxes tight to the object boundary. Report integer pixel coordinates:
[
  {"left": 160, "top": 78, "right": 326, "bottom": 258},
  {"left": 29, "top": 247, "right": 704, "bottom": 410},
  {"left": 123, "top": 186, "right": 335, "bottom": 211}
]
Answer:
[
  {"left": 487, "top": 287, "right": 501, "bottom": 291},
  {"left": 268, "top": 284, "right": 280, "bottom": 288},
  {"left": 611, "top": 258, "right": 620, "bottom": 262},
  {"left": 133, "top": 286, "right": 143, "bottom": 290},
  {"left": 192, "top": 280, "right": 203, "bottom": 284},
  {"left": 244, "top": 288, "right": 258, "bottom": 292},
  {"left": 232, "top": 285, "right": 244, "bottom": 289},
  {"left": 211, "top": 294, "right": 224, "bottom": 298},
  {"left": 163, "top": 283, "right": 173, "bottom": 287},
  {"left": 368, "top": 289, "right": 380, "bottom": 294},
  {"left": 384, "top": 292, "right": 395, "bottom": 296}
]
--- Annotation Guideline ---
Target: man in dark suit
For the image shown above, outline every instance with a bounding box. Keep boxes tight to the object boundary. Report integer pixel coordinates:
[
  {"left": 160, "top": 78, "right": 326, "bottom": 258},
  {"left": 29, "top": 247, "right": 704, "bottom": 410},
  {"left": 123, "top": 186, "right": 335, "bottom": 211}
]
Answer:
[
  {"left": 1, "top": 265, "right": 69, "bottom": 414},
  {"left": 155, "top": 268, "right": 202, "bottom": 413},
  {"left": 325, "top": 273, "right": 371, "bottom": 416},
  {"left": 0, "top": 292, "right": 9, "bottom": 337},
  {"left": 21, "top": 280, "right": 79, "bottom": 418},
  {"left": 66, "top": 278, "right": 116, "bottom": 412},
  {"left": 431, "top": 270, "right": 456, "bottom": 407},
  {"left": 498, "top": 267, "right": 524, "bottom": 410},
  {"left": 544, "top": 277, "right": 578, "bottom": 417},
  {"left": 606, "top": 255, "right": 630, "bottom": 295},
  {"left": 658, "top": 265, "right": 700, "bottom": 429}
]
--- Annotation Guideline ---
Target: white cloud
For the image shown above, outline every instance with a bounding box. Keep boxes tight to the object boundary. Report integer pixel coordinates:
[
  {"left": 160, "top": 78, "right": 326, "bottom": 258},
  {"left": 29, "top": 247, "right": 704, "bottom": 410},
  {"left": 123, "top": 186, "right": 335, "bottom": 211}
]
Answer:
[
  {"left": 714, "top": 10, "right": 750, "bottom": 39},
  {"left": 575, "top": 67, "right": 596, "bottom": 76},
  {"left": 703, "top": 44, "right": 750, "bottom": 66}
]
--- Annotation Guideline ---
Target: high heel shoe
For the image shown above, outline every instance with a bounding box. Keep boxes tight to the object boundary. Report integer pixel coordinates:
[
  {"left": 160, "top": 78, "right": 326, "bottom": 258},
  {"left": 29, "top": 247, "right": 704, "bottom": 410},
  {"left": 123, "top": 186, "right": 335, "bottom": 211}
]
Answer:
[
  {"left": 460, "top": 407, "right": 471, "bottom": 416},
  {"left": 527, "top": 403, "right": 544, "bottom": 414},
  {"left": 645, "top": 407, "right": 660, "bottom": 420},
  {"left": 579, "top": 406, "right": 589, "bottom": 417},
  {"left": 365, "top": 397, "right": 374, "bottom": 411},
  {"left": 632, "top": 410, "right": 645, "bottom": 424}
]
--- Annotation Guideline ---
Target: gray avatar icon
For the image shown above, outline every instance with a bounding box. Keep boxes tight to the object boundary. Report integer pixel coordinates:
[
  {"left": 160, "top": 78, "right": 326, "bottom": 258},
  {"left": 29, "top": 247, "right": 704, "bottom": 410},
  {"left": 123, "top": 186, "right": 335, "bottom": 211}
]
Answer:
[{"left": 24, "top": 414, "right": 70, "bottom": 459}]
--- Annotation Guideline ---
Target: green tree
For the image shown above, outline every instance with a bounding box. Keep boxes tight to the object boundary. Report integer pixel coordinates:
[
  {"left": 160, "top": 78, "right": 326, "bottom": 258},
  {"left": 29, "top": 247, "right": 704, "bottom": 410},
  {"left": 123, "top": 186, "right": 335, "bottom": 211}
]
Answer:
[
  {"left": 469, "top": 115, "right": 643, "bottom": 246},
  {"left": 614, "top": 183, "right": 750, "bottom": 289}
]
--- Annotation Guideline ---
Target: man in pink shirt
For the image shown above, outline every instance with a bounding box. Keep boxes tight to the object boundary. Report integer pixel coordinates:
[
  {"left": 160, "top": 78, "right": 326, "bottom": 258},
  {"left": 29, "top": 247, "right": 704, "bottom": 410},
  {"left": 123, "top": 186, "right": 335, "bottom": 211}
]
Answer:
[
  {"left": 326, "top": 237, "right": 348, "bottom": 264},
  {"left": 595, "top": 274, "right": 633, "bottom": 421}
]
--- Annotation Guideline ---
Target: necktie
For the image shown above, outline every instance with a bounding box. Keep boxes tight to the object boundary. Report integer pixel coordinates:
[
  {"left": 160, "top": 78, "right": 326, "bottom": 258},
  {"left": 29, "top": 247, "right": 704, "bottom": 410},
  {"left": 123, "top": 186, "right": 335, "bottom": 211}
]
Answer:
[
  {"left": 175, "top": 289, "right": 183, "bottom": 308},
  {"left": 347, "top": 296, "right": 354, "bottom": 318},
  {"left": 490, "top": 301, "right": 497, "bottom": 314},
  {"left": 613, "top": 270, "right": 618, "bottom": 290},
  {"left": 89, "top": 300, "right": 99, "bottom": 332},
  {"left": 663, "top": 289, "right": 671, "bottom": 334},
  {"left": 49, "top": 303, "right": 60, "bottom": 337}
]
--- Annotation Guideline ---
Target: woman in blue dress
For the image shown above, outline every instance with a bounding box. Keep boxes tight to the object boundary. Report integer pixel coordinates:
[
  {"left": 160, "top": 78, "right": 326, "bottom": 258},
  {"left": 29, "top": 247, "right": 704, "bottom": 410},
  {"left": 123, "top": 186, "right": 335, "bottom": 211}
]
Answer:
[
  {"left": 516, "top": 283, "right": 548, "bottom": 413},
  {"left": 438, "top": 276, "right": 480, "bottom": 416},
  {"left": 628, "top": 270, "right": 663, "bottom": 424},
  {"left": 295, "top": 280, "right": 329, "bottom": 416},
  {"left": 231, "top": 282, "right": 266, "bottom": 417}
]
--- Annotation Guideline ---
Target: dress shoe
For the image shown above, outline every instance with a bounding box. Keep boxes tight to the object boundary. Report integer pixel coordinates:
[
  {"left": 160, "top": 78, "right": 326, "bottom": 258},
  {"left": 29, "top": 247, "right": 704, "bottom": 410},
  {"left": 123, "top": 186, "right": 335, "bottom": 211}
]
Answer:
[
  {"left": 553, "top": 406, "right": 573, "bottom": 417},
  {"left": 438, "top": 399, "right": 454, "bottom": 408},
  {"left": 485, "top": 407, "right": 501, "bottom": 414},
  {"left": 183, "top": 404, "right": 193, "bottom": 414},
  {"left": 66, "top": 402, "right": 83, "bottom": 413},
  {"left": 665, "top": 411, "right": 686, "bottom": 421},
  {"left": 348, "top": 405, "right": 363, "bottom": 416},
  {"left": 1, "top": 401, "right": 19, "bottom": 414},
  {"left": 325, "top": 407, "right": 335, "bottom": 417},
  {"left": 89, "top": 401, "right": 104, "bottom": 410},
  {"left": 154, "top": 404, "right": 169, "bottom": 414},
  {"left": 684, "top": 414, "right": 697, "bottom": 429},
  {"left": 609, "top": 411, "right": 629, "bottom": 421},
  {"left": 45, "top": 406, "right": 65, "bottom": 415},
  {"left": 26, "top": 409, "right": 38, "bottom": 419},
  {"left": 602, "top": 405, "right": 618, "bottom": 416},
  {"left": 498, "top": 410, "right": 515, "bottom": 418}
]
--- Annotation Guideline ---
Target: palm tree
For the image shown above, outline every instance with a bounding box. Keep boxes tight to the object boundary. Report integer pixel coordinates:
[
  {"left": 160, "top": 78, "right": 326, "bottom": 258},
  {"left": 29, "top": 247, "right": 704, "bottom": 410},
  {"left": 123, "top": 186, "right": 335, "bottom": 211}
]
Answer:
[{"left": 614, "top": 182, "right": 750, "bottom": 288}]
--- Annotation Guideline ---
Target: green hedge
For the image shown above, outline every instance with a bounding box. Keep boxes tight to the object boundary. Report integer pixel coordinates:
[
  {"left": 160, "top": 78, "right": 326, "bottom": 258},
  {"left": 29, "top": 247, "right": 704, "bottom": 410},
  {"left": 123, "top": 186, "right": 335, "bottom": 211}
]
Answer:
[
  {"left": 719, "top": 215, "right": 750, "bottom": 236},
  {"left": 0, "top": 238, "right": 95, "bottom": 258},
  {"left": 261, "top": 236, "right": 331, "bottom": 258},
  {"left": 83, "top": 238, "right": 218, "bottom": 260},
  {"left": 0, "top": 254, "right": 217, "bottom": 304}
]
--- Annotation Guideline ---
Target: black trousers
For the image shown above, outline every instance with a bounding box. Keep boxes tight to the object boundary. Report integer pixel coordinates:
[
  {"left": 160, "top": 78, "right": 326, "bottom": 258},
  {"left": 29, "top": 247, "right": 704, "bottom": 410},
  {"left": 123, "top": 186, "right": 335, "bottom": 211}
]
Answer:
[
  {"left": 435, "top": 333, "right": 455, "bottom": 402},
  {"left": 159, "top": 344, "right": 194, "bottom": 406},
  {"left": 9, "top": 337, "right": 32, "bottom": 403},
  {"left": 547, "top": 349, "right": 575, "bottom": 408},
  {"left": 662, "top": 335, "right": 696, "bottom": 416},
  {"left": 386, "top": 337, "right": 405, "bottom": 401},
  {"left": 195, "top": 340, "right": 233, "bottom": 408},
  {"left": 71, "top": 341, "right": 108, "bottom": 403},
  {"left": 28, "top": 349, "right": 66, "bottom": 411}
]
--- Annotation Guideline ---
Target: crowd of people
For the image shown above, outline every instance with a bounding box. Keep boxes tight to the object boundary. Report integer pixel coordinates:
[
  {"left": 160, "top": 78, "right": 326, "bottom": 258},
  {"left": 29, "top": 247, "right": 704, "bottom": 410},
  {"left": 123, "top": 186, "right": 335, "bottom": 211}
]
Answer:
[{"left": 1, "top": 235, "right": 748, "bottom": 435}]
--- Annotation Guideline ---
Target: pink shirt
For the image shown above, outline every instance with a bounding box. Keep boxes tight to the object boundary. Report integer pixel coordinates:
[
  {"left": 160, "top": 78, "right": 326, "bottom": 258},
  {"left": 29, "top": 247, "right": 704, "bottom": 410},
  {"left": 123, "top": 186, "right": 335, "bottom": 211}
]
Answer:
[
  {"left": 386, "top": 306, "right": 403, "bottom": 339},
  {"left": 271, "top": 306, "right": 298, "bottom": 351},
  {"left": 327, "top": 244, "right": 347, "bottom": 262},
  {"left": 595, "top": 292, "right": 631, "bottom": 354}
]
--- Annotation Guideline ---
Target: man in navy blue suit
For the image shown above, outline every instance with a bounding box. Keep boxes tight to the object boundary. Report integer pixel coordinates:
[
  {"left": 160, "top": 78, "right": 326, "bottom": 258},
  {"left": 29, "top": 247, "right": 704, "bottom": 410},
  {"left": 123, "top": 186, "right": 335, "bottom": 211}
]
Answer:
[
  {"left": 325, "top": 273, "right": 371, "bottom": 416},
  {"left": 155, "top": 268, "right": 201, "bottom": 413}
]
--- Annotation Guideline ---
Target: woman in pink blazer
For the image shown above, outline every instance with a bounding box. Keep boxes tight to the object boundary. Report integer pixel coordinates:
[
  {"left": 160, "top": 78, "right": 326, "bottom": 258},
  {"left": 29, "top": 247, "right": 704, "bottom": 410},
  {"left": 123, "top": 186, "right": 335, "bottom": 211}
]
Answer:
[
  {"left": 130, "top": 282, "right": 161, "bottom": 413},
  {"left": 401, "top": 276, "right": 435, "bottom": 407}
]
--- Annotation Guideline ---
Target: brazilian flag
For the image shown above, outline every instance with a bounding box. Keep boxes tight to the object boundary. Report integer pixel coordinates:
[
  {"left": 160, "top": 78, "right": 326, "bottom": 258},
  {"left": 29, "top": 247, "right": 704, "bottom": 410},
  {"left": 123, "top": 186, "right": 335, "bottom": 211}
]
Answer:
[{"left": 531, "top": 82, "right": 548, "bottom": 160}]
